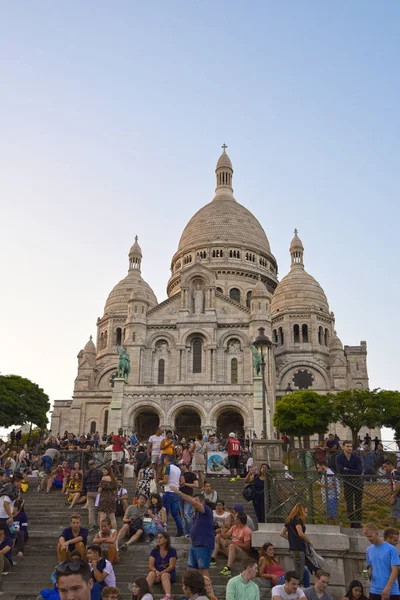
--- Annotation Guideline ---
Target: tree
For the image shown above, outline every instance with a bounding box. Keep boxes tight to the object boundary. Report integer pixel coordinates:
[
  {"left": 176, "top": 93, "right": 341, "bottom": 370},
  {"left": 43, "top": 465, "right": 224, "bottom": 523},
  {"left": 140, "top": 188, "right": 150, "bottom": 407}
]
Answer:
[
  {"left": 0, "top": 375, "right": 50, "bottom": 429},
  {"left": 378, "top": 389, "right": 400, "bottom": 439},
  {"left": 330, "top": 388, "right": 382, "bottom": 445},
  {"left": 273, "top": 391, "right": 332, "bottom": 446}
]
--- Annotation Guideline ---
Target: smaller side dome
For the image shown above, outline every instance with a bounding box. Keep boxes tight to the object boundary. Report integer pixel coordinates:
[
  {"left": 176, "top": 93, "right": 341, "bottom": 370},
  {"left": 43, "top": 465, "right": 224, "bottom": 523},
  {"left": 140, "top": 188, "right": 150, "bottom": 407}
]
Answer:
[
  {"left": 330, "top": 330, "right": 344, "bottom": 352},
  {"left": 251, "top": 277, "right": 269, "bottom": 297},
  {"left": 83, "top": 335, "right": 96, "bottom": 355}
]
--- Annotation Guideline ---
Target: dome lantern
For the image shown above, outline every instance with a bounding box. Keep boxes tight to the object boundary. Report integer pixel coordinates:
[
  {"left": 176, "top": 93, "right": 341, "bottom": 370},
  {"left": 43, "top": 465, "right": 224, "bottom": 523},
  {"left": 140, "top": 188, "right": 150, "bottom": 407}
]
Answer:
[
  {"left": 215, "top": 143, "right": 234, "bottom": 198},
  {"left": 129, "top": 235, "right": 142, "bottom": 272},
  {"left": 290, "top": 228, "right": 304, "bottom": 268}
]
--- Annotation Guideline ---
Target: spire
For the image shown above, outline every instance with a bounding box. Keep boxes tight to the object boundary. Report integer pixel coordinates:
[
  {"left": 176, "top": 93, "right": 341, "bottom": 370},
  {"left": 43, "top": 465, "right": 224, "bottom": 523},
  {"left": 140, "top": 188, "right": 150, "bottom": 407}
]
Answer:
[
  {"left": 290, "top": 228, "right": 304, "bottom": 268},
  {"left": 214, "top": 143, "right": 234, "bottom": 198},
  {"left": 129, "top": 235, "right": 142, "bottom": 272}
]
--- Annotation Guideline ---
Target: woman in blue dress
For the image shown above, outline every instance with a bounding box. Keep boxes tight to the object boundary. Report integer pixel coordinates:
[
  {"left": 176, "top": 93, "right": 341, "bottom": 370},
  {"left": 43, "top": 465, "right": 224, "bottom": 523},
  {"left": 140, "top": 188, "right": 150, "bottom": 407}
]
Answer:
[{"left": 244, "top": 462, "right": 269, "bottom": 523}]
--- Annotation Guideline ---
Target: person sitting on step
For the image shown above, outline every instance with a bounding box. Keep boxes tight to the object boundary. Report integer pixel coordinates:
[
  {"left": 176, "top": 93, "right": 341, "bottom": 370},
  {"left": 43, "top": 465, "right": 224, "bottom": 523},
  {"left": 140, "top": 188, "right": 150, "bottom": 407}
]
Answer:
[
  {"left": 93, "top": 517, "right": 118, "bottom": 564},
  {"left": 116, "top": 492, "right": 148, "bottom": 549},
  {"left": 218, "top": 512, "right": 252, "bottom": 577},
  {"left": 12, "top": 499, "right": 28, "bottom": 558},
  {"left": 87, "top": 544, "right": 117, "bottom": 600},
  {"left": 101, "top": 586, "right": 121, "bottom": 600},
  {"left": 202, "top": 481, "right": 218, "bottom": 508},
  {"left": 57, "top": 513, "right": 88, "bottom": 561},
  {"left": 146, "top": 532, "right": 177, "bottom": 600}
]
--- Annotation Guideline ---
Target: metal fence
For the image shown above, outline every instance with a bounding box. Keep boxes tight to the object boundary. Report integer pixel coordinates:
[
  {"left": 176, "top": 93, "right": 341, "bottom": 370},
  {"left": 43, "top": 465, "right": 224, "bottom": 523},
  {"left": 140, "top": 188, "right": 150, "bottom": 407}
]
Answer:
[
  {"left": 264, "top": 470, "right": 395, "bottom": 527},
  {"left": 284, "top": 446, "right": 397, "bottom": 475},
  {"left": 58, "top": 449, "right": 124, "bottom": 474}
]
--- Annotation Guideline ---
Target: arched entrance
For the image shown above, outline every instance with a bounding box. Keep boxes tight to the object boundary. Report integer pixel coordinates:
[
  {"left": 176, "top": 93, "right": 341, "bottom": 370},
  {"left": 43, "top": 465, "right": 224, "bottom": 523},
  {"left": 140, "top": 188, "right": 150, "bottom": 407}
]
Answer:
[
  {"left": 175, "top": 408, "right": 202, "bottom": 439},
  {"left": 135, "top": 410, "right": 160, "bottom": 441},
  {"left": 217, "top": 409, "right": 244, "bottom": 438}
]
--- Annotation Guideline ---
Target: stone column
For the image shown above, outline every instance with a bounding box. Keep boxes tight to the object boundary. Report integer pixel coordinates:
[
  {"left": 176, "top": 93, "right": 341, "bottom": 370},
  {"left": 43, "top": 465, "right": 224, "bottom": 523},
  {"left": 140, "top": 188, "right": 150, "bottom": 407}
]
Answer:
[{"left": 108, "top": 378, "right": 125, "bottom": 433}]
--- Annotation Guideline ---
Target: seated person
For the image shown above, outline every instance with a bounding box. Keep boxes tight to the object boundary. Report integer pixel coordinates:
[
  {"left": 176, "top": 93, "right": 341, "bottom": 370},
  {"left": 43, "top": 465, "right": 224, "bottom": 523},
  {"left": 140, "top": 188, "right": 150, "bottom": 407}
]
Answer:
[
  {"left": 0, "top": 522, "right": 13, "bottom": 582},
  {"left": 12, "top": 499, "right": 28, "bottom": 558},
  {"left": 256, "top": 543, "right": 310, "bottom": 590},
  {"left": 115, "top": 478, "right": 129, "bottom": 517},
  {"left": 102, "top": 587, "right": 121, "bottom": 600},
  {"left": 45, "top": 462, "right": 70, "bottom": 494},
  {"left": 305, "top": 570, "right": 333, "bottom": 600},
  {"left": 203, "top": 481, "right": 218, "bottom": 508},
  {"left": 144, "top": 493, "right": 167, "bottom": 538},
  {"left": 65, "top": 472, "right": 84, "bottom": 508},
  {"left": 232, "top": 503, "right": 255, "bottom": 531},
  {"left": 217, "top": 512, "right": 252, "bottom": 577},
  {"left": 210, "top": 500, "right": 233, "bottom": 566},
  {"left": 272, "top": 571, "right": 305, "bottom": 600},
  {"left": 93, "top": 517, "right": 118, "bottom": 565},
  {"left": 146, "top": 532, "right": 177, "bottom": 598},
  {"left": 116, "top": 493, "right": 148, "bottom": 549},
  {"left": 57, "top": 514, "right": 88, "bottom": 561},
  {"left": 87, "top": 544, "right": 116, "bottom": 600},
  {"left": 204, "top": 575, "right": 218, "bottom": 600}
]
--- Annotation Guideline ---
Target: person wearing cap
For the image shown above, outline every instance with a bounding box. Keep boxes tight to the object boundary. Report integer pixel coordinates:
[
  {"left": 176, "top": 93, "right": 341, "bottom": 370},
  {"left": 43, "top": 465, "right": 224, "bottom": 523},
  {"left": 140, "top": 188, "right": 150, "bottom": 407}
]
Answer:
[
  {"left": 227, "top": 433, "right": 241, "bottom": 482},
  {"left": 232, "top": 504, "right": 255, "bottom": 531}
]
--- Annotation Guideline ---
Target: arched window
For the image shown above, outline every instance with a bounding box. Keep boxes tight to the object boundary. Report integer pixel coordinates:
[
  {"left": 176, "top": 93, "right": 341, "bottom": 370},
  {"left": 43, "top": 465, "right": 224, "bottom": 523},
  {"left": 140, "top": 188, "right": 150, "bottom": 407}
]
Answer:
[
  {"left": 104, "top": 330, "right": 108, "bottom": 348},
  {"left": 100, "top": 333, "right": 104, "bottom": 350},
  {"left": 229, "top": 288, "right": 240, "bottom": 303},
  {"left": 116, "top": 328, "right": 122, "bottom": 346},
  {"left": 132, "top": 332, "right": 136, "bottom": 342},
  {"left": 231, "top": 358, "right": 238, "bottom": 384},
  {"left": 318, "top": 326, "right": 323, "bottom": 345},
  {"left": 158, "top": 359, "right": 165, "bottom": 384},
  {"left": 193, "top": 338, "right": 203, "bottom": 373},
  {"left": 324, "top": 328, "right": 329, "bottom": 346},
  {"left": 273, "top": 329, "right": 278, "bottom": 344},
  {"left": 216, "top": 287, "right": 223, "bottom": 294},
  {"left": 103, "top": 410, "right": 109, "bottom": 435},
  {"left": 90, "top": 421, "right": 96, "bottom": 434},
  {"left": 246, "top": 291, "right": 252, "bottom": 309},
  {"left": 302, "top": 324, "right": 309, "bottom": 343},
  {"left": 356, "top": 362, "right": 359, "bottom": 371},
  {"left": 293, "top": 324, "right": 300, "bottom": 344},
  {"left": 279, "top": 327, "right": 284, "bottom": 345},
  {"left": 134, "top": 305, "right": 137, "bottom": 313}
]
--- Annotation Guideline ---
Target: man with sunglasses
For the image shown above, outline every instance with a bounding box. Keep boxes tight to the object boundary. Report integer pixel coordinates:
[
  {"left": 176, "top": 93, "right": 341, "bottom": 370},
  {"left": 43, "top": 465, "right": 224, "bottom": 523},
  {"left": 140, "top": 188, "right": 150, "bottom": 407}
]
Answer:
[{"left": 55, "top": 559, "right": 93, "bottom": 600}]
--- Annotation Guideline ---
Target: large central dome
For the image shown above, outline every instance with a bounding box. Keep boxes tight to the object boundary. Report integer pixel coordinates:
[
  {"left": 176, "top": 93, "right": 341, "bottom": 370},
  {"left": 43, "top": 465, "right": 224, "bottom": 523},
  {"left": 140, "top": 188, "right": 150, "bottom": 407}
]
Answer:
[
  {"left": 168, "top": 147, "right": 277, "bottom": 297},
  {"left": 178, "top": 195, "right": 272, "bottom": 255}
]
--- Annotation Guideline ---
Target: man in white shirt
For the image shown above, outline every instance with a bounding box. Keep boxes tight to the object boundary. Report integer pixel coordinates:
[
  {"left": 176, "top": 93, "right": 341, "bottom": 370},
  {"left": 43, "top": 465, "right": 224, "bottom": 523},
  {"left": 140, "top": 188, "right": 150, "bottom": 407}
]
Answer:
[
  {"left": 148, "top": 428, "right": 164, "bottom": 476},
  {"left": 272, "top": 571, "right": 305, "bottom": 600},
  {"left": 162, "top": 455, "right": 183, "bottom": 536},
  {"left": 87, "top": 544, "right": 116, "bottom": 587}
]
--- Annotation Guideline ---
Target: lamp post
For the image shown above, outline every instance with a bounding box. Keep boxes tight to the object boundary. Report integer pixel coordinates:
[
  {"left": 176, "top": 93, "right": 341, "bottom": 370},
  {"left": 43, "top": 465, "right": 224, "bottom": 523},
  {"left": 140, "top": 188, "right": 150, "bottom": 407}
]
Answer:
[{"left": 253, "top": 327, "right": 272, "bottom": 439}]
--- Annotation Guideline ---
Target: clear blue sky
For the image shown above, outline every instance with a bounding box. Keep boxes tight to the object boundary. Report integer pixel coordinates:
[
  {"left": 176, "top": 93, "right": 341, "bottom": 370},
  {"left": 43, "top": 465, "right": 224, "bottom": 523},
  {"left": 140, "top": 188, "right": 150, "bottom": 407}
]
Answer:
[{"left": 0, "top": 2, "right": 398, "bottom": 427}]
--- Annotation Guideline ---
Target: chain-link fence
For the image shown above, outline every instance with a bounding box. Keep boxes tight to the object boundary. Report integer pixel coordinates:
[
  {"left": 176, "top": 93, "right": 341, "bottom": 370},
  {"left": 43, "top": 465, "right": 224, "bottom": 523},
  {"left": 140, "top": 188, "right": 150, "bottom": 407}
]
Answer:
[
  {"left": 58, "top": 449, "right": 124, "bottom": 474},
  {"left": 264, "top": 470, "right": 395, "bottom": 527}
]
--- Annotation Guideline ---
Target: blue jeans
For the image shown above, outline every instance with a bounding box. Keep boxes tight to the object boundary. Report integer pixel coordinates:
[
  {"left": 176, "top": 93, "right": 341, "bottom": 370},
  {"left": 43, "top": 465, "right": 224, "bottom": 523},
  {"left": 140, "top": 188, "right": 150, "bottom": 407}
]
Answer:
[
  {"left": 163, "top": 492, "right": 183, "bottom": 535},
  {"left": 180, "top": 499, "right": 193, "bottom": 535}
]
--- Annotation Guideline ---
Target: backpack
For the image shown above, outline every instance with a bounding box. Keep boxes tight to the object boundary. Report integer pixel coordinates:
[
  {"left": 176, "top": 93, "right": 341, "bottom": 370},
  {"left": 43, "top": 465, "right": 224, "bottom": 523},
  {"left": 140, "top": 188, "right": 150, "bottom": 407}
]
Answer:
[{"left": 0, "top": 482, "right": 19, "bottom": 501}]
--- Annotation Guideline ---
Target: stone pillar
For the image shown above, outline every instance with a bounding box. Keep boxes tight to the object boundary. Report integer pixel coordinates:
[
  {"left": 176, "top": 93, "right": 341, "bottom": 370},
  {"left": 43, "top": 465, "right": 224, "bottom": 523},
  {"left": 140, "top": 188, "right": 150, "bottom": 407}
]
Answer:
[
  {"left": 108, "top": 378, "right": 125, "bottom": 433},
  {"left": 252, "top": 438, "right": 284, "bottom": 470}
]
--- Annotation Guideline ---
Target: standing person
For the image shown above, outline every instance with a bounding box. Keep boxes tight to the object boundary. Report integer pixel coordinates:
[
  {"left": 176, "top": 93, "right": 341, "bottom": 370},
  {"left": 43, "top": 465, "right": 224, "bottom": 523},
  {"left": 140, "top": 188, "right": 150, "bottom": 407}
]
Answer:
[
  {"left": 227, "top": 433, "right": 241, "bottom": 482},
  {"left": 111, "top": 428, "right": 126, "bottom": 476},
  {"left": 98, "top": 465, "right": 117, "bottom": 530},
  {"left": 336, "top": 441, "right": 363, "bottom": 528},
  {"left": 84, "top": 460, "right": 103, "bottom": 531},
  {"left": 382, "top": 460, "right": 400, "bottom": 525},
  {"left": 136, "top": 459, "right": 154, "bottom": 500},
  {"left": 160, "top": 430, "right": 175, "bottom": 467},
  {"left": 179, "top": 463, "right": 199, "bottom": 536},
  {"left": 384, "top": 527, "right": 400, "bottom": 547},
  {"left": 272, "top": 571, "right": 305, "bottom": 600},
  {"left": 244, "top": 463, "right": 268, "bottom": 523},
  {"left": 162, "top": 455, "right": 183, "bottom": 537},
  {"left": 171, "top": 485, "right": 214, "bottom": 575},
  {"left": 146, "top": 532, "right": 177, "bottom": 600},
  {"left": 226, "top": 557, "right": 260, "bottom": 600},
  {"left": 304, "top": 571, "right": 333, "bottom": 600},
  {"left": 316, "top": 462, "right": 340, "bottom": 519},
  {"left": 191, "top": 434, "right": 207, "bottom": 487},
  {"left": 363, "top": 523, "right": 400, "bottom": 600},
  {"left": 148, "top": 428, "right": 165, "bottom": 478},
  {"left": 134, "top": 445, "right": 148, "bottom": 477},
  {"left": 280, "top": 503, "right": 312, "bottom": 588},
  {"left": 55, "top": 559, "right": 93, "bottom": 600},
  {"left": 206, "top": 435, "right": 220, "bottom": 453}
]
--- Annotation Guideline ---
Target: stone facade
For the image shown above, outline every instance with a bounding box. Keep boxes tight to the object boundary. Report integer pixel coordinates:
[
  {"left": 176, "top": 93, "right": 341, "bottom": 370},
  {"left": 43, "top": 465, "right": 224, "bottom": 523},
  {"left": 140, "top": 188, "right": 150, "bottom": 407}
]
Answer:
[{"left": 51, "top": 149, "right": 370, "bottom": 440}]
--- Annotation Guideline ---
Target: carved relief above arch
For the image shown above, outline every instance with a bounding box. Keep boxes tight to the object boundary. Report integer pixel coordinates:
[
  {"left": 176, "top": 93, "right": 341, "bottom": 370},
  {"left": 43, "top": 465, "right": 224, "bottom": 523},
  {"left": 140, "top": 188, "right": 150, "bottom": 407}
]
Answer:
[
  {"left": 181, "top": 327, "right": 212, "bottom": 346},
  {"left": 146, "top": 330, "right": 177, "bottom": 350}
]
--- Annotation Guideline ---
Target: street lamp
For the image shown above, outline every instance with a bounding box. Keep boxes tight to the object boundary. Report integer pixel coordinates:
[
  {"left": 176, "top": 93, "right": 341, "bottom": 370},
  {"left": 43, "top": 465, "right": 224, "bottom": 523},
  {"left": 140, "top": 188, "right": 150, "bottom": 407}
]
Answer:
[{"left": 253, "top": 327, "right": 272, "bottom": 439}]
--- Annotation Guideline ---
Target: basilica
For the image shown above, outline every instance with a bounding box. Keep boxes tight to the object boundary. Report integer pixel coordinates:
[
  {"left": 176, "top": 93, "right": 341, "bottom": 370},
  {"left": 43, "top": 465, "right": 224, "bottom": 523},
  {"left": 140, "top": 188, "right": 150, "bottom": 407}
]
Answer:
[{"left": 51, "top": 148, "right": 369, "bottom": 440}]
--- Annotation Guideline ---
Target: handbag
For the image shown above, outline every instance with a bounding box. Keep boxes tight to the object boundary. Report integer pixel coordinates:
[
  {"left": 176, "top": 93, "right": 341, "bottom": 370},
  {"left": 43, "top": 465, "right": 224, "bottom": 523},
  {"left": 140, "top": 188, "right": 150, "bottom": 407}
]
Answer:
[
  {"left": 242, "top": 483, "right": 255, "bottom": 502},
  {"left": 150, "top": 479, "right": 158, "bottom": 495}
]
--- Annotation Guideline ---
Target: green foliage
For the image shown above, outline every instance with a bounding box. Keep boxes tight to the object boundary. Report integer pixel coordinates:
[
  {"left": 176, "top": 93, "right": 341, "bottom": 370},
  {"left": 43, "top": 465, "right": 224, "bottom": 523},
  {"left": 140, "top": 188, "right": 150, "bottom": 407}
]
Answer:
[
  {"left": 330, "top": 388, "right": 382, "bottom": 444},
  {"left": 378, "top": 389, "right": 400, "bottom": 439},
  {"left": 0, "top": 375, "right": 50, "bottom": 429},
  {"left": 273, "top": 391, "right": 332, "bottom": 440}
]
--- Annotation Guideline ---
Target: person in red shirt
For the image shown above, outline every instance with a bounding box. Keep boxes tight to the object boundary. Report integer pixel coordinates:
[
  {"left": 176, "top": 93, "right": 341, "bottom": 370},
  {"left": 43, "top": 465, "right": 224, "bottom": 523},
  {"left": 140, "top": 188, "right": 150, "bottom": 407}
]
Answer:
[
  {"left": 226, "top": 432, "right": 241, "bottom": 482},
  {"left": 111, "top": 428, "right": 127, "bottom": 476}
]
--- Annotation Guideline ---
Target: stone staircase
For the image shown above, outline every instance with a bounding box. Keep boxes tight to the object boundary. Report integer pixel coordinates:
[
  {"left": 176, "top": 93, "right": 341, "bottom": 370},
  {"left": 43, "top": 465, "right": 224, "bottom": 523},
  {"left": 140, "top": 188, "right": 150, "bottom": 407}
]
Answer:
[{"left": 0, "top": 475, "right": 258, "bottom": 599}]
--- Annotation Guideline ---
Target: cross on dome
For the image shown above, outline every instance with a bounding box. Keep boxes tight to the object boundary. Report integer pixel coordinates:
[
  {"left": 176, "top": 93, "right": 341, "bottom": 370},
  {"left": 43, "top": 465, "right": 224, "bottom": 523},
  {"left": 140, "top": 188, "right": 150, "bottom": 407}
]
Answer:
[{"left": 221, "top": 143, "right": 228, "bottom": 152}]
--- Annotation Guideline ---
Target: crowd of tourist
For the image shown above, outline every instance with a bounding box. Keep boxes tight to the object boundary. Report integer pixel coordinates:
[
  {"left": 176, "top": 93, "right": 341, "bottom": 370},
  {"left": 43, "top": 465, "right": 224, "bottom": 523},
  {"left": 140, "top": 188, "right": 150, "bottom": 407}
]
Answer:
[{"left": 0, "top": 428, "right": 400, "bottom": 600}]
